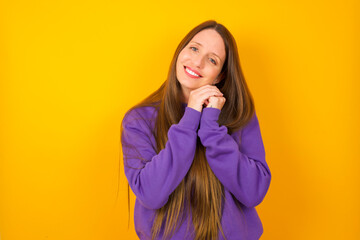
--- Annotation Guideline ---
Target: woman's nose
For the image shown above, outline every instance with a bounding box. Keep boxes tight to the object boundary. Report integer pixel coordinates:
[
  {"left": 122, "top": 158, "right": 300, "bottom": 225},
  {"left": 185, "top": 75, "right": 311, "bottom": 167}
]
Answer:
[{"left": 193, "top": 54, "right": 204, "bottom": 68}]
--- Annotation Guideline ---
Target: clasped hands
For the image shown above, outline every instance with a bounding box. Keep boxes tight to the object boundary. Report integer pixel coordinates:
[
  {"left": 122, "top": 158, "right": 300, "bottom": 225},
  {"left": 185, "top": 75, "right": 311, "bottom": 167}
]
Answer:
[{"left": 187, "top": 85, "right": 226, "bottom": 112}]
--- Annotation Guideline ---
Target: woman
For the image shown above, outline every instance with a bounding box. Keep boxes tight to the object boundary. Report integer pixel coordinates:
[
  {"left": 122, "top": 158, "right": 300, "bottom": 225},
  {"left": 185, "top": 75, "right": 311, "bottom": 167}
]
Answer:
[{"left": 121, "top": 20, "right": 271, "bottom": 240}]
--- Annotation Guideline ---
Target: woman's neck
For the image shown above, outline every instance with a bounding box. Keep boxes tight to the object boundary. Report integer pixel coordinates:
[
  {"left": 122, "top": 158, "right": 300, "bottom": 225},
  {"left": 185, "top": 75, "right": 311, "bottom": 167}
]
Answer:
[{"left": 180, "top": 88, "right": 190, "bottom": 104}]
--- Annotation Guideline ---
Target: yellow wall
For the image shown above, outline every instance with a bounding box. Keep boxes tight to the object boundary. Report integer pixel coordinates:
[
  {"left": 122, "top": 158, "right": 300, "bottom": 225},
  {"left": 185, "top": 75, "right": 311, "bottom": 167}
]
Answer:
[{"left": 0, "top": 0, "right": 359, "bottom": 239}]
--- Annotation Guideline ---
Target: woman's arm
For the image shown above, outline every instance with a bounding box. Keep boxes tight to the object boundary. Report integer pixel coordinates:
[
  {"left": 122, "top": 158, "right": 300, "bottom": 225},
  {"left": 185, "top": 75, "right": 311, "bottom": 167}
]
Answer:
[
  {"left": 197, "top": 108, "right": 271, "bottom": 208},
  {"left": 121, "top": 107, "right": 201, "bottom": 209}
]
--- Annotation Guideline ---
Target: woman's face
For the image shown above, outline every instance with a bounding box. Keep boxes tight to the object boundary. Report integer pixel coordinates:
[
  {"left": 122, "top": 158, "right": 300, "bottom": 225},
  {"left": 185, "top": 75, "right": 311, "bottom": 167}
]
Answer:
[{"left": 176, "top": 29, "right": 226, "bottom": 93}]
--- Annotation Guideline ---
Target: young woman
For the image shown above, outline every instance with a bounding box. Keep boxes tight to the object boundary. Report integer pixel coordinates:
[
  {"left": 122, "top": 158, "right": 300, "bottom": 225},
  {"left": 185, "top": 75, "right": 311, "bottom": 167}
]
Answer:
[{"left": 121, "top": 20, "right": 271, "bottom": 240}]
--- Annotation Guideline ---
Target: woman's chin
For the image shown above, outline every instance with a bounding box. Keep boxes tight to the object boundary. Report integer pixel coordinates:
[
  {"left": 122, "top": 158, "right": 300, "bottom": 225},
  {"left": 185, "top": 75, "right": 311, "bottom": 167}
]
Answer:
[
  {"left": 179, "top": 80, "right": 201, "bottom": 90},
  {"left": 180, "top": 84, "right": 197, "bottom": 92}
]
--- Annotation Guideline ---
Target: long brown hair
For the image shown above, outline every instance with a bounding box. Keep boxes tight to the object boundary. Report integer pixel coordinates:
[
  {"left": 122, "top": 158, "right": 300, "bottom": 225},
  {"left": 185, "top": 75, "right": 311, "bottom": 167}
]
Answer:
[{"left": 120, "top": 20, "right": 255, "bottom": 240}]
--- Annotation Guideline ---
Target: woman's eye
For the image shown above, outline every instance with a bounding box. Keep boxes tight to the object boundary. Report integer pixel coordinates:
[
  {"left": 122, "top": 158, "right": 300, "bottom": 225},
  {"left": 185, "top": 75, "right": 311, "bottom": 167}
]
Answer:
[
  {"left": 190, "top": 46, "right": 198, "bottom": 52},
  {"left": 209, "top": 58, "right": 216, "bottom": 65}
]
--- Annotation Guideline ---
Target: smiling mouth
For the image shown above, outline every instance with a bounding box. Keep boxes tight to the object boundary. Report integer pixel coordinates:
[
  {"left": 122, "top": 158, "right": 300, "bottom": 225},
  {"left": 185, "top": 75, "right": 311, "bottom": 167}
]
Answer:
[{"left": 184, "top": 66, "right": 202, "bottom": 78}]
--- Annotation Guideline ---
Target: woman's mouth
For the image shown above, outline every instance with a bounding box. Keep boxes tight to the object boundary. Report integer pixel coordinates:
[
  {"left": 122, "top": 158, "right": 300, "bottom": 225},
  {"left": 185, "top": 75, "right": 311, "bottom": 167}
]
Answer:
[{"left": 184, "top": 66, "right": 202, "bottom": 78}]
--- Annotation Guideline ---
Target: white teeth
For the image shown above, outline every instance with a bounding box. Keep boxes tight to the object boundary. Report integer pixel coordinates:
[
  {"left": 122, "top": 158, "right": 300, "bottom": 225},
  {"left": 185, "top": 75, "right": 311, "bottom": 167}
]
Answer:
[{"left": 185, "top": 67, "right": 200, "bottom": 77}]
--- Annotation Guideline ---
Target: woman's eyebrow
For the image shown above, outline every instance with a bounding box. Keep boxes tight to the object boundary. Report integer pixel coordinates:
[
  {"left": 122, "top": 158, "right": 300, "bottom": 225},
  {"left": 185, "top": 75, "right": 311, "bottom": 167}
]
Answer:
[{"left": 190, "top": 41, "right": 221, "bottom": 61}]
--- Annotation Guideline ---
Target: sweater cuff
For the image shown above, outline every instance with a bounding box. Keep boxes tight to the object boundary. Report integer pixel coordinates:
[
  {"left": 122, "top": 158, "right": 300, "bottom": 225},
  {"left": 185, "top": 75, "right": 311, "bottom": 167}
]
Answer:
[
  {"left": 200, "top": 107, "right": 221, "bottom": 128},
  {"left": 178, "top": 107, "right": 201, "bottom": 130}
]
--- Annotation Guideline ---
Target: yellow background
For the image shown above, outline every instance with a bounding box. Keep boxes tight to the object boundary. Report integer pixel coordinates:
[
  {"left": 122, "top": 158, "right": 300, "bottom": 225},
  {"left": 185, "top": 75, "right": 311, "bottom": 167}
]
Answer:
[{"left": 0, "top": 0, "right": 359, "bottom": 239}]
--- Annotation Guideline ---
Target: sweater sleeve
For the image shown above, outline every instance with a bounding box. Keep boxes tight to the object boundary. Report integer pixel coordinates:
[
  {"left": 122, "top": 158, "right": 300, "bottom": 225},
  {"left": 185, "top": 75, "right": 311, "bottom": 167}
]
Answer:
[
  {"left": 121, "top": 107, "right": 201, "bottom": 209},
  {"left": 197, "top": 108, "right": 271, "bottom": 208}
]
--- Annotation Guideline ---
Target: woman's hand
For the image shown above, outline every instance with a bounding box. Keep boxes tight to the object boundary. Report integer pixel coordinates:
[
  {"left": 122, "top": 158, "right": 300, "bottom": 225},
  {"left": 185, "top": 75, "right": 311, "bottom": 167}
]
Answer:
[
  {"left": 187, "top": 85, "right": 223, "bottom": 112},
  {"left": 204, "top": 95, "right": 226, "bottom": 110}
]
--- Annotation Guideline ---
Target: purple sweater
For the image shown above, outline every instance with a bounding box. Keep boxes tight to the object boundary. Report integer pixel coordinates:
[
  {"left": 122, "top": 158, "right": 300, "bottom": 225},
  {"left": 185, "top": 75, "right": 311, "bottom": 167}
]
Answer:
[{"left": 121, "top": 103, "right": 271, "bottom": 240}]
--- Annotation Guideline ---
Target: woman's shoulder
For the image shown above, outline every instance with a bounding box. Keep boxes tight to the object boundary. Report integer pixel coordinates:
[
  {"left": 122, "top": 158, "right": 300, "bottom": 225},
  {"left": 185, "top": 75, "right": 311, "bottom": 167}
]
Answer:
[
  {"left": 241, "top": 110, "right": 261, "bottom": 135},
  {"left": 126, "top": 105, "right": 158, "bottom": 118},
  {"left": 229, "top": 110, "right": 259, "bottom": 139},
  {"left": 122, "top": 104, "right": 159, "bottom": 129}
]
